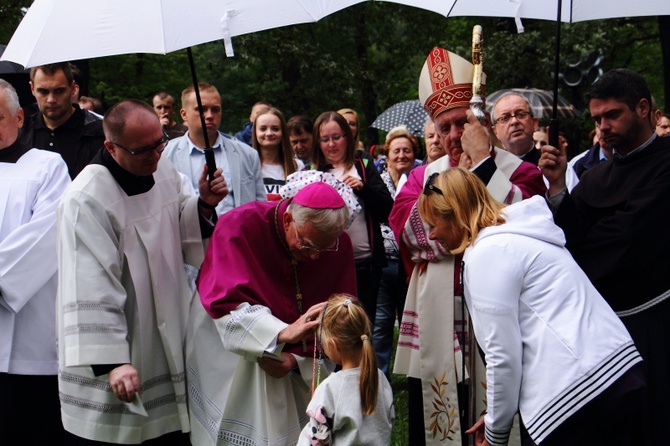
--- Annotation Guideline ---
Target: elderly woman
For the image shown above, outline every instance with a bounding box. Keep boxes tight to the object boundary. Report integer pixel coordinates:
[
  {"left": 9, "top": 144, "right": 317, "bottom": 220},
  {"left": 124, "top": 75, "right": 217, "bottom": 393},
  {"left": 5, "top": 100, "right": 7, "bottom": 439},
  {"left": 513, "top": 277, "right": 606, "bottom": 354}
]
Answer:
[
  {"left": 418, "top": 168, "right": 646, "bottom": 446},
  {"left": 373, "top": 125, "right": 420, "bottom": 377},
  {"left": 423, "top": 117, "right": 445, "bottom": 164},
  {"left": 313, "top": 111, "right": 393, "bottom": 326}
]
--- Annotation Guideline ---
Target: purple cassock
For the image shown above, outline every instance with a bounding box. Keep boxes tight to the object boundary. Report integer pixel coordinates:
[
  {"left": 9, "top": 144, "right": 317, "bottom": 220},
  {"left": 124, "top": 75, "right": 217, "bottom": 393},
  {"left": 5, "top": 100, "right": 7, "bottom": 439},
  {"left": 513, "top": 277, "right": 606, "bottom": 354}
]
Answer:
[{"left": 197, "top": 198, "right": 357, "bottom": 357}]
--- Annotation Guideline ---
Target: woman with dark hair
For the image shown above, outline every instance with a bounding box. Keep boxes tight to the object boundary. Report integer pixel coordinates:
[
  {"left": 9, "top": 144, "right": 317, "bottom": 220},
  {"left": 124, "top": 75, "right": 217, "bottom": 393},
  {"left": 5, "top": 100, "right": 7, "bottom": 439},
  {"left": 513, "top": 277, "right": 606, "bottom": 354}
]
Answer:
[
  {"left": 312, "top": 111, "right": 393, "bottom": 325},
  {"left": 419, "top": 168, "right": 646, "bottom": 446},
  {"left": 252, "top": 107, "right": 302, "bottom": 200}
]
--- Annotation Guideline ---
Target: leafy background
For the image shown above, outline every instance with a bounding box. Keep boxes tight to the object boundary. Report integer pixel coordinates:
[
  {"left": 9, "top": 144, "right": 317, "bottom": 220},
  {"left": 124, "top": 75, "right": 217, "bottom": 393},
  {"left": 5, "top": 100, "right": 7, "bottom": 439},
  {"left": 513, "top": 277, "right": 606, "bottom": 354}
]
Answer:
[{"left": 1, "top": 2, "right": 668, "bottom": 155}]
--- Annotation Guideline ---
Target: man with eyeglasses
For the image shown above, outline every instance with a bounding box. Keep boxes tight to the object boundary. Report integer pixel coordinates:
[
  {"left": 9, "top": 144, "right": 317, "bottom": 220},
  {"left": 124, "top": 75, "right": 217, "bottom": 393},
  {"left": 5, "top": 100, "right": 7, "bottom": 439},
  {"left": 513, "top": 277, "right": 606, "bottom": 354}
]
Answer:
[
  {"left": 185, "top": 179, "right": 357, "bottom": 446},
  {"left": 389, "top": 46, "right": 545, "bottom": 446},
  {"left": 22, "top": 62, "right": 105, "bottom": 179},
  {"left": 56, "top": 99, "right": 228, "bottom": 445},
  {"left": 492, "top": 93, "right": 542, "bottom": 165}
]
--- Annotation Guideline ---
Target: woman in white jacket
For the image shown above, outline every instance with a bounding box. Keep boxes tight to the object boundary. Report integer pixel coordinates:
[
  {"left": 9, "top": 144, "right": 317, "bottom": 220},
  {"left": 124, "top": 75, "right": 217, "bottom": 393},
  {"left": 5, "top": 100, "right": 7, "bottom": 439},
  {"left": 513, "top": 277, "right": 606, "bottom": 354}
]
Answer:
[{"left": 418, "top": 168, "right": 647, "bottom": 446}]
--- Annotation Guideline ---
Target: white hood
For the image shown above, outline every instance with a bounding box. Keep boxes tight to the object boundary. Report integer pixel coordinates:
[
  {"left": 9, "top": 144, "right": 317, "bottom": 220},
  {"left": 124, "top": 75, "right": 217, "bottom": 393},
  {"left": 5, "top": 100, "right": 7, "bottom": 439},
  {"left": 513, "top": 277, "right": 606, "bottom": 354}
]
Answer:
[{"left": 474, "top": 195, "right": 565, "bottom": 248}]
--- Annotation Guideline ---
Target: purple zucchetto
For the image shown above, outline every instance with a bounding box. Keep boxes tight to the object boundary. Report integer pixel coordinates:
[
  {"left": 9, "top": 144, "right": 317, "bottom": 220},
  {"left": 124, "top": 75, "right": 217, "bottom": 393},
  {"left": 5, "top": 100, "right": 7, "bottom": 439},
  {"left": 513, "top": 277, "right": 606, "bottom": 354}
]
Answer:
[{"left": 292, "top": 182, "right": 345, "bottom": 209}]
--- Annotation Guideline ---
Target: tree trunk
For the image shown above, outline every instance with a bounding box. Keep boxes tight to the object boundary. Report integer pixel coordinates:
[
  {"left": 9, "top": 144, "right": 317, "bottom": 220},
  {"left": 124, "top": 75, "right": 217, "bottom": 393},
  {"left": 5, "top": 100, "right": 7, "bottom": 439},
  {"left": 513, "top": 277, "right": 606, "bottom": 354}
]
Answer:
[{"left": 660, "top": 16, "right": 670, "bottom": 113}]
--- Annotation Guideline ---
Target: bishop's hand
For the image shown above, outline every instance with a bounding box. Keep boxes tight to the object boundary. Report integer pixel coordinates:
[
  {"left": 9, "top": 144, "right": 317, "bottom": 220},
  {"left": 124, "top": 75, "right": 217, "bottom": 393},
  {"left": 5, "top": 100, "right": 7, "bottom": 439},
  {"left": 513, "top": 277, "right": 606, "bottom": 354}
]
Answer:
[{"left": 462, "top": 110, "right": 491, "bottom": 166}]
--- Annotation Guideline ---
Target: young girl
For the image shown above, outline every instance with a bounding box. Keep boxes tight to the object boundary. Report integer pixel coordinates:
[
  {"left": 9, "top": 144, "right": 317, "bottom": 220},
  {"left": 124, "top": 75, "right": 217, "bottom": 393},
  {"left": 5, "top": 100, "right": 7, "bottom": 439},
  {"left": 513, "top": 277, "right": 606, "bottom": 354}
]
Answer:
[
  {"left": 252, "top": 107, "right": 303, "bottom": 200},
  {"left": 299, "top": 294, "right": 394, "bottom": 446}
]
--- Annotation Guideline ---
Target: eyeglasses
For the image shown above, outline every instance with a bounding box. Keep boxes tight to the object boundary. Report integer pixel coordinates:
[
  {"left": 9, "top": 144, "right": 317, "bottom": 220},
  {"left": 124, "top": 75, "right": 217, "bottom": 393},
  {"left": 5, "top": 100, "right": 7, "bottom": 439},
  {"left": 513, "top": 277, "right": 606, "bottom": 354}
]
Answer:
[
  {"left": 423, "top": 172, "right": 444, "bottom": 196},
  {"left": 293, "top": 222, "right": 339, "bottom": 253},
  {"left": 494, "top": 110, "right": 531, "bottom": 125},
  {"left": 319, "top": 134, "right": 344, "bottom": 144},
  {"left": 112, "top": 133, "right": 168, "bottom": 156}
]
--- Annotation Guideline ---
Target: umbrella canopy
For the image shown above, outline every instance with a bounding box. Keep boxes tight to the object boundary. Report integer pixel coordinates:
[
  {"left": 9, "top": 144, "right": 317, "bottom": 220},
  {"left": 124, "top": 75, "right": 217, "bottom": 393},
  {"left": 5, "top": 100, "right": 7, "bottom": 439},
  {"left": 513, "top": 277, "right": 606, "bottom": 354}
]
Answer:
[
  {"left": 485, "top": 88, "right": 580, "bottom": 120},
  {"left": 371, "top": 99, "right": 428, "bottom": 137},
  {"left": 382, "top": 0, "right": 670, "bottom": 145},
  {"left": 379, "top": 0, "right": 670, "bottom": 23},
  {"left": 1, "top": 0, "right": 366, "bottom": 68},
  {"left": 1, "top": 0, "right": 365, "bottom": 178}
]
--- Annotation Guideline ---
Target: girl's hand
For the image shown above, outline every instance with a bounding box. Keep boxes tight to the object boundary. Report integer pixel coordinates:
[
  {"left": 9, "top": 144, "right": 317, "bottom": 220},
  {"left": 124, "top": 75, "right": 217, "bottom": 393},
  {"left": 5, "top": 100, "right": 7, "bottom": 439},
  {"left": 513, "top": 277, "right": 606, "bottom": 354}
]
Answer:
[{"left": 465, "top": 416, "right": 490, "bottom": 446}]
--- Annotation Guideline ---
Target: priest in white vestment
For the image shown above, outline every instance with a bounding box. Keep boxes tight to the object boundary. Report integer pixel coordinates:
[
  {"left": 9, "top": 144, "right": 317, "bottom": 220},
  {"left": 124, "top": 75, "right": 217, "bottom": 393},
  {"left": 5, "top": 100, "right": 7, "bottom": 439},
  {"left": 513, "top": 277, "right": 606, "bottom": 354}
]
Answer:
[
  {"left": 0, "top": 79, "right": 71, "bottom": 444},
  {"left": 57, "top": 100, "right": 228, "bottom": 445}
]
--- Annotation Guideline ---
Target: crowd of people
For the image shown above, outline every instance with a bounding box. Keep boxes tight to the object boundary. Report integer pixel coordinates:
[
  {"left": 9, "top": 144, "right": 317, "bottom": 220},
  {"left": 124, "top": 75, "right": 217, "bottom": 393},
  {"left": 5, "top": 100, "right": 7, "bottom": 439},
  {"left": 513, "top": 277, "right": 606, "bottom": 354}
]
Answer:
[{"left": 0, "top": 39, "right": 668, "bottom": 446}]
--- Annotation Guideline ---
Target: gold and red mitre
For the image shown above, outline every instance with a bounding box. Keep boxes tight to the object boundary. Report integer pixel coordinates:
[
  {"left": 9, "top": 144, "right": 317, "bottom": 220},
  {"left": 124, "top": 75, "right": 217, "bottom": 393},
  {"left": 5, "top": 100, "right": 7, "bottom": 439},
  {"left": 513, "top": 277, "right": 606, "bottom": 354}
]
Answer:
[{"left": 418, "top": 46, "right": 487, "bottom": 120}]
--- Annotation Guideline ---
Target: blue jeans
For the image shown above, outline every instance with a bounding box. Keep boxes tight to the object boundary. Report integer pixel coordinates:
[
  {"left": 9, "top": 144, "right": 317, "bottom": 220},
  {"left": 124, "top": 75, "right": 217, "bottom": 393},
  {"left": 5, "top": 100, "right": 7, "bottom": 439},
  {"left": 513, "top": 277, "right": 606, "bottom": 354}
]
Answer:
[{"left": 372, "top": 259, "right": 406, "bottom": 378}]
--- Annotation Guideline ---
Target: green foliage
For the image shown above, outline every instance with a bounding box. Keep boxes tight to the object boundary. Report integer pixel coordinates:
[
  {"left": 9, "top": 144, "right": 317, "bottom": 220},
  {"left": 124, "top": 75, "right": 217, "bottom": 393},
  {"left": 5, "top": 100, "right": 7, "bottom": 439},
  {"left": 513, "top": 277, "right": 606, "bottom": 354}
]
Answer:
[
  {"left": 0, "top": 1, "right": 30, "bottom": 44},
  {"left": 2, "top": 3, "right": 665, "bottom": 149}
]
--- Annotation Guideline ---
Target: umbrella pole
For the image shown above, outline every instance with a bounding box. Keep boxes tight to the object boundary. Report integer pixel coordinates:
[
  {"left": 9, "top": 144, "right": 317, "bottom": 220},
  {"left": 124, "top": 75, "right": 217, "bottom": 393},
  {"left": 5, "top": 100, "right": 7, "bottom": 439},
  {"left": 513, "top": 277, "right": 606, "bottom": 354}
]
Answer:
[
  {"left": 187, "top": 47, "right": 217, "bottom": 181},
  {"left": 550, "top": 0, "right": 564, "bottom": 148}
]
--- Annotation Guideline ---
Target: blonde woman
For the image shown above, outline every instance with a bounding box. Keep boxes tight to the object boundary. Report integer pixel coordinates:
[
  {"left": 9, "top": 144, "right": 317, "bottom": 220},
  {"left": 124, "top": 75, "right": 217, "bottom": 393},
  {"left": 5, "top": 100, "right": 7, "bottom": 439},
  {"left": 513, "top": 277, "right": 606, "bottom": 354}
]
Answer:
[
  {"left": 337, "top": 108, "right": 366, "bottom": 153},
  {"left": 419, "top": 168, "right": 645, "bottom": 446}
]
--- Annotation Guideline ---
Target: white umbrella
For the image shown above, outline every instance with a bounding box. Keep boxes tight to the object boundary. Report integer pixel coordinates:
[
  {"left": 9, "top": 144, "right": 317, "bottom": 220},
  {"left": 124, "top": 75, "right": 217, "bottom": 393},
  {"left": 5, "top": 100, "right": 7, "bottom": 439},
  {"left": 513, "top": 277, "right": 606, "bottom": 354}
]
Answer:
[
  {"left": 1, "top": 0, "right": 366, "bottom": 67},
  {"left": 378, "top": 0, "right": 669, "bottom": 24},
  {"left": 1, "top": 0, "right": 365, "bottom": 175},
  {"left": 380, "top": 0, "right": 670, "bottom": 144}
]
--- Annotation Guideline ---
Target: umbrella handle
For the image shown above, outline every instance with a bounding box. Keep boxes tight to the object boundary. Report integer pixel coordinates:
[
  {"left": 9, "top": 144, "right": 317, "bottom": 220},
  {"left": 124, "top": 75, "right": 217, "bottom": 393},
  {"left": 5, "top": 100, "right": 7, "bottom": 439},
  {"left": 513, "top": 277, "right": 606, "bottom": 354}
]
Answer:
[
  {"left": 549, "top": 118, "right": 560, "bottom": 148},
  {"left": 187, "top": 47, "right": 217, "bottom": 181},
  {"left": 204, "top": 149, "right": 217, "bottom": 181}
]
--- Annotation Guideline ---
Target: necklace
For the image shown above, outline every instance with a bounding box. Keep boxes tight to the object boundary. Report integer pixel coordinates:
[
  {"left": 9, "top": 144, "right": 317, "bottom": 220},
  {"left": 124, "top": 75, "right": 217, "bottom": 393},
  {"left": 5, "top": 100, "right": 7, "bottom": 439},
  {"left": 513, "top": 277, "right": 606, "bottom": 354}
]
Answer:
[
  {"left": 273, "top": 200, "right": 306, "bottom": 353},
  {"left": 311, "top": 331, "right": 323, "bottom": 395}
]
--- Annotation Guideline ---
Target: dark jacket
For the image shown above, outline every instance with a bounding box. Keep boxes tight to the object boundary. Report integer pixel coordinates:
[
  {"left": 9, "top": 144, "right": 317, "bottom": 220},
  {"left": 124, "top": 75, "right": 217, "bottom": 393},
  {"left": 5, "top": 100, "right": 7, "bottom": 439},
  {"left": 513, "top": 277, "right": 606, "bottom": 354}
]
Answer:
[
  {"left": 353, "top": 155, "right": 394, "bottom": 268},
  {"left": 572, "top": 143, "right": 607, "bottom": 179},
  {"left": 22, "top": 105, "right": 105, "bottom": 179},
  {"left": 234, "top": 121, "right": 253, "bottom": 146}
]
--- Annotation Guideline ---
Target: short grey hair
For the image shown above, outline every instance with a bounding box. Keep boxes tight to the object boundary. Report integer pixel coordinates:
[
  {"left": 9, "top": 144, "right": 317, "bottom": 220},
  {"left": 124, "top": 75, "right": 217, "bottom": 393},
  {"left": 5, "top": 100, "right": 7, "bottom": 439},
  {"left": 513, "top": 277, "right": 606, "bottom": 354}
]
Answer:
[
  {"left": 289, "top": 202, "right": 350, "bottom": 236},
  {"left": 491, "top": 92, "right": 534, "bottom": 122},
  {"left": 0, "top": 79, "right": 21, "bottom": 115}
]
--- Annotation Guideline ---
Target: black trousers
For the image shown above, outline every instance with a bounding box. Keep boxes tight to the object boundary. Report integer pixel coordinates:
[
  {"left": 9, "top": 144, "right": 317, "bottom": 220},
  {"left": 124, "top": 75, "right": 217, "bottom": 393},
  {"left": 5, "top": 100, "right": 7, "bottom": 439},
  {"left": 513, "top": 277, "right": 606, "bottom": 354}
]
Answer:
[
  {"left": 64, "top": 431, "right": 191, "bottom": 446},
  {"left": 355, "top": 257, "right": 383, "bottom": 326},
  {"left": 0, "top": 373, "right": 65, "bottom": 445},
  {"left": 521, "top": 363, "right": 648, "bottom": 446}
]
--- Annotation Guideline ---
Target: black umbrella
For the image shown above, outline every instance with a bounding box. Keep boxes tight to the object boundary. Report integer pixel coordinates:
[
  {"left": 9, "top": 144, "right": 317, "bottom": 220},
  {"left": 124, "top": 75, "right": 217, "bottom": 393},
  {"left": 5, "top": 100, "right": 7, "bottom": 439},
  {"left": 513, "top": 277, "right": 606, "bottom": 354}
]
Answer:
[
  {"left": 371, "top": 99, "right": 428, "bottom": 138},
  {"left": 0, "top": 45, "right": 28, "bottom": 74}
]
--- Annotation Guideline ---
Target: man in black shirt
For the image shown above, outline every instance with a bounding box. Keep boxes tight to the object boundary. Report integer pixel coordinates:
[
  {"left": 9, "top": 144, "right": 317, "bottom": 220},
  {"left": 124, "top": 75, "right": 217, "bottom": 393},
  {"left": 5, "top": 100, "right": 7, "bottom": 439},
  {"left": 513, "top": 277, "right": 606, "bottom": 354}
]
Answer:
[{"left": 23, "top": 62, "right": 104, "bottom": 178}]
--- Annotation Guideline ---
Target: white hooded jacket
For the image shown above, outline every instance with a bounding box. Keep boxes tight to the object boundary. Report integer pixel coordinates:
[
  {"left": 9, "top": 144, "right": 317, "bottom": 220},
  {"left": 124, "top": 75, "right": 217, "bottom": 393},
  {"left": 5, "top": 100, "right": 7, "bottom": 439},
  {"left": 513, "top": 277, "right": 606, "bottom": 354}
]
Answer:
[{"left": 462, "top": 196, "right": 641, "bottom": 445}]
